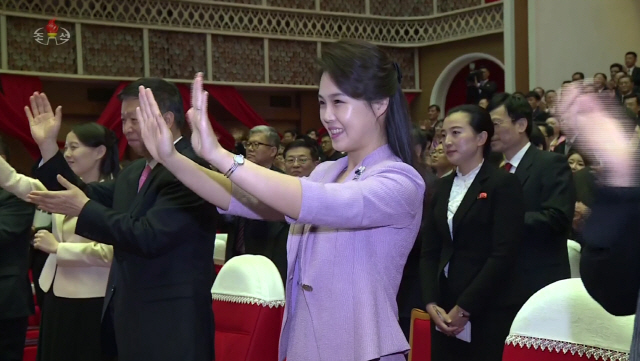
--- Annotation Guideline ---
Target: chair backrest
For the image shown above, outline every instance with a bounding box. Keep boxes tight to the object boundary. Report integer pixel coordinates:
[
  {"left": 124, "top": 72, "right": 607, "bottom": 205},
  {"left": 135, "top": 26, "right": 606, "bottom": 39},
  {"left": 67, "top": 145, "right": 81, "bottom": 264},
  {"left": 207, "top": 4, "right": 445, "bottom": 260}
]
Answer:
[
  {"left": 503, "top": 279, "right": 634, "bottom": 361},
  {"left": 214, "top": 239, "right": 226, "bottom": 266},
  {"left": 408, "top": 308, "right": 431, "bottom": 361},
  {"left": 211, "top": 255, "right": 285, "bottom": 361},
  {"left": 567, "top": 240, "right": 581, "bottom": 278},
  {"left": 216, "top": 233, "right": 228, "bottom": 243}
]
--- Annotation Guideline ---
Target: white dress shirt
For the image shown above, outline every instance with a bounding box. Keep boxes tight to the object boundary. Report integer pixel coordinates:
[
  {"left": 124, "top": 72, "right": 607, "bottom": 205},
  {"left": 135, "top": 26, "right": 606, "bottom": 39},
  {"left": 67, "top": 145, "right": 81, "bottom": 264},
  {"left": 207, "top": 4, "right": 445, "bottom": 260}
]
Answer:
[
  {"left": 505, "top": 142, "right": 531, "bottom": 174},
  {"left": 444, "top": 161, "right": 483, "bottom": 277}
]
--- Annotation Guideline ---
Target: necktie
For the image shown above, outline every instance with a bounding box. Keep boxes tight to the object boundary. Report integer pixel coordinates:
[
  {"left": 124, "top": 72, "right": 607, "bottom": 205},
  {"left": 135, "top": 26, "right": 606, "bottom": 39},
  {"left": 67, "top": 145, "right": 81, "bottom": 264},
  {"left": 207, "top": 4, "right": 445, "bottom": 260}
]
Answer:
[
  {"left": 504, "top": 162, "right": 513, "bottom": 173},
  {"left": 235, "top": 218, "right": 246, "bottom": 254},
  {"left": 138, "top": 164, "right": 152, "bottom": 192}
]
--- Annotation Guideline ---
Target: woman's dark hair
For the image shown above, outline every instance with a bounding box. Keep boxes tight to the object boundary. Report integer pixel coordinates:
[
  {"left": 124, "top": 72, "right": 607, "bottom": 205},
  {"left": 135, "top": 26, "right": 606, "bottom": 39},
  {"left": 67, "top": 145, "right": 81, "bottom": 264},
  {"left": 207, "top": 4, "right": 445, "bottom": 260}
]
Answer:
[
  {"left": 529, "top": 124, "right": 547, "bottom": 151},
  {"left": 316, "top": 39, "right": 414, "bottom": 165},
  {"left": 71, "top": 123, "right": 120, "bottom": 178},
  {"left": 568, "top": 149, "right": 591, "bottom": 168},
  {"left": 446, "top": 104, "right": 494, "bottom": 158}
]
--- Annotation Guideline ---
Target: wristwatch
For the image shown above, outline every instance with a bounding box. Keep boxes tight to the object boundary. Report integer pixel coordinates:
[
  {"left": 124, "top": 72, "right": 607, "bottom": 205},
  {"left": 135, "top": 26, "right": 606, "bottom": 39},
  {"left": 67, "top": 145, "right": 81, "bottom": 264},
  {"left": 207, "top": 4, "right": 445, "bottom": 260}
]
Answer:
[{"left": 224, "top": 154, "right": 245, "bottom": 178}]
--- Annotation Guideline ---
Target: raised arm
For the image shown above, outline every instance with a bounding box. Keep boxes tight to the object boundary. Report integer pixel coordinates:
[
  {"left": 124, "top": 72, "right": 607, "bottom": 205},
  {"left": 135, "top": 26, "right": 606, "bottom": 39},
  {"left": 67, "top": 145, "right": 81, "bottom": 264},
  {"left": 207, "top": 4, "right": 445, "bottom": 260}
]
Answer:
[{"left": 137, "top": 75, "right": 423, "bottom": 227}]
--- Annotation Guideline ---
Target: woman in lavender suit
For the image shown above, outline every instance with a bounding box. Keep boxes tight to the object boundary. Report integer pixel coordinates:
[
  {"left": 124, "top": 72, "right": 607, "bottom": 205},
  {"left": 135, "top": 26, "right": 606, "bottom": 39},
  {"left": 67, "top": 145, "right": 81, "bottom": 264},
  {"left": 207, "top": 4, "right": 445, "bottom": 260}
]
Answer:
[{"left": 136, "top": 40, "right": 425, "bottom": 361}]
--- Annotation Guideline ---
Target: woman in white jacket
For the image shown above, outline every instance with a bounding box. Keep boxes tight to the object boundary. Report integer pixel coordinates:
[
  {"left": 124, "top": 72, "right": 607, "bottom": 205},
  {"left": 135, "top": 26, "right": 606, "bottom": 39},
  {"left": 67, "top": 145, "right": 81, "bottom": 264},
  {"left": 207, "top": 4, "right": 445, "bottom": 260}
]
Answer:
[{"left": 0, "top": 120, "right": 119, "bottom": 361}]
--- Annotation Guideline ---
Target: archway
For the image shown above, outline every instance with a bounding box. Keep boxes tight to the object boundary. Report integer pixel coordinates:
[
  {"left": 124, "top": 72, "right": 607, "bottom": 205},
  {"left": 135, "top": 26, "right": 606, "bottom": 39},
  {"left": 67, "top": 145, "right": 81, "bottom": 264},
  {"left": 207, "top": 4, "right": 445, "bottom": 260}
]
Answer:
[{"left": 430, "top": 53, "right": 505, "bottom": 112}]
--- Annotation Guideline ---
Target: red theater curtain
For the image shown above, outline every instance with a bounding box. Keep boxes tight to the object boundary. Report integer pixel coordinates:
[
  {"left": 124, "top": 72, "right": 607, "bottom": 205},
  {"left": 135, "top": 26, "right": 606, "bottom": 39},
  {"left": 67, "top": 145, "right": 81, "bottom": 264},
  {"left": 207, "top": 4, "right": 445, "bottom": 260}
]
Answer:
[
  {"left": 0, "top": 75, "right": 44, "bottom": 158},
  {"left": 203, "top": 85, "right": 268, "bottom": 129},
  {"left": 175, "top": 84, "right": 235, "bottom": 150}
]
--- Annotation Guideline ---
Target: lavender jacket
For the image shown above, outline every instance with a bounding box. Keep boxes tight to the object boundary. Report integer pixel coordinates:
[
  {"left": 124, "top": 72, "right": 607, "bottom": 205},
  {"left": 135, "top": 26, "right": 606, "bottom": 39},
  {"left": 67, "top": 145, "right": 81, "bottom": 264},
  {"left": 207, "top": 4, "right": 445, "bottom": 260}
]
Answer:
[{"left": 221, "top": 145, "right": 425, "bottom": 361}]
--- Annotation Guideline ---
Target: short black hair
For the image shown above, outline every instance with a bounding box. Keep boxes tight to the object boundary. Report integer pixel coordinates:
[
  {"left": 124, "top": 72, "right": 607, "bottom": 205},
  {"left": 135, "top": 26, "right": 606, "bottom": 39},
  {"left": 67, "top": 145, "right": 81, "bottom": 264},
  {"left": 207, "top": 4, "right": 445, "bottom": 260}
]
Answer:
[
  {"left": 447, "top": 104, "right": 494, "bottom": 158},
  {"left": 283, "top": 129, "right": 297, "bottom": 137},
  {"left": 306, "top": 129, "right": 317, "bottom": 136},
  {"left": 119, "top": 78, "right": 185, "bottom": 128},
  {"left": 428, "top": 104, "right": 441, "bottom": 112},
  {"left": 620, "top": 74, "right": 633, "bottom": 83},
  {"left": 533, "top": 111, "right": 551, "bottom": 123},
  {"left": 626, "top": 51, "right": 638, "bottom": 59},
  {"left": 487, "top": 92, "right": 533, "bottom": 138},
  {"left": 283, "top": 137, "right": 320, "bottom": 161},
  {"left": 572, "top": 72, "right": 585, "bottom": 80},
  {"left": 0, "top": 136, "right": 8, "bottom": 161},
  {"left": 611, "top": 63, "right": 624, "bottom": 71},
  {"left": 594, "top": 72, "right": 608, "bottom": 81},
  {"left": 526, "top": 91, "right": 541, "bottom": 101},
  {"left": 562, "top": 80, "right": 572, "bottom": 85}
]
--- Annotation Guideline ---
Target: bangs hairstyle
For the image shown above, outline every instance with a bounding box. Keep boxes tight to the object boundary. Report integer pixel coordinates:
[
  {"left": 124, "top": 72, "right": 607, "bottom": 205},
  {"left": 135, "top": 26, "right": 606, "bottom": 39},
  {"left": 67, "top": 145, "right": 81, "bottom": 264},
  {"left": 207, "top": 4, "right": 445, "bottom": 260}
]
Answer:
[
  {"left": 315, "top": 39, "right": 414, "bottom": 165},
  {"left": 446, "top": 104, "right": 494, "bottom": 158},
  {"left": 71, "top": 122, "right": 120, "bottom": 178}
]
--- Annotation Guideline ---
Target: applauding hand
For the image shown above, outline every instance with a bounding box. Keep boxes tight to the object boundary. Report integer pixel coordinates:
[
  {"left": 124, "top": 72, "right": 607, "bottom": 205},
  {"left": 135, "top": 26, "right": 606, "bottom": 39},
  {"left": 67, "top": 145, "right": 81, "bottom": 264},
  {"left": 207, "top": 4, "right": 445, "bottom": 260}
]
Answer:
[
  {"left": 25, "top": 92, "right": 62, "bottom": 160},
  {"left": 187, "top": 72, "right": 223, "bottom": 162},
  {"left": 136, "top": 86, "right": 177, "bottom": 162},
  {"left": 556, "top": 82, "right": 637, "bottom": 186},
  {"left": 33, "top": 230, "right": 59, "bottom": 254}
]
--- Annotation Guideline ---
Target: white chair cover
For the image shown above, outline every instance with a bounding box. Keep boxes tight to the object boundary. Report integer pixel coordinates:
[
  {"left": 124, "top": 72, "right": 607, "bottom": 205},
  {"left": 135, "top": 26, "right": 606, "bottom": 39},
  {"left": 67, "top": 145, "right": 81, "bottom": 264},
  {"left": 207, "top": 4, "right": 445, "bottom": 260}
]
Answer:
[
  {"left": 567, "top": 240, "right": 581, "bottom": 278},
  {"left": 214, "top": 239, "right": 226, "bottom": 266},
  {"left": 506, "top": 279, "right": 634, "bottom": 360},
  {"left": 211, "top": 254, "right": 285, "bottom": 306}
]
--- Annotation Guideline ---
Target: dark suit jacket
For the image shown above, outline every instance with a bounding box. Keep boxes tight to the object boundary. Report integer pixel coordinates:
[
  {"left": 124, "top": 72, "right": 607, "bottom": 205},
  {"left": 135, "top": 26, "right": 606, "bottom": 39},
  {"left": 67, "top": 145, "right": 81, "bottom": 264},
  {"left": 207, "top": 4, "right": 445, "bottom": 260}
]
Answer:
[
  {"left": 397, "top": 165, "right": 437, "bottom": 339},
  {"left": 34, "top": 138, "right": 217, "bottom": 361},
  {"left": 225, "top": 165, "right": 288, "bottom": 284},
  {"left": 580, "top": 186, "right": 640, "bottom": 316},
  {"left": 421, "top": 163, "right": 525, "bottom": 314},
  {"left": 552, "top": 139, "right": 574, "bottom": 156},
  {"left": 574, "top": 167, "right": 597, "bottom": 207},
  {"left": 0, "top": 190, "right": 35, "bottom": 321},
  {"left": 508, "top": 145, "right": 575, "bottom": 306},
  {"left": 631, "top": 67, "right": 640, "bottom": 87}
]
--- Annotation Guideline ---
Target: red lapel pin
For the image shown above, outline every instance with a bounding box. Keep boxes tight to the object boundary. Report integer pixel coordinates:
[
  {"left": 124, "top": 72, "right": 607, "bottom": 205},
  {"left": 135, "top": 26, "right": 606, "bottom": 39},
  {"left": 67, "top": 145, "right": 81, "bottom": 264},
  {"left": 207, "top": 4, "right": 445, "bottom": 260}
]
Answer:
[{"left": 477, "top": 192, "right": 487, "bottom": 199}]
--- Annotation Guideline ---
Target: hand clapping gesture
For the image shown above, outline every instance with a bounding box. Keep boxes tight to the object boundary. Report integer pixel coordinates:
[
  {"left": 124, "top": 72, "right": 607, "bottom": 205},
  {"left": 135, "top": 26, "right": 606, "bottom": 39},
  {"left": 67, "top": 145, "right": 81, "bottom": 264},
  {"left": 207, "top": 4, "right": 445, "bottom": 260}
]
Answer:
[
  {"left": 24, "top": 92, "right": 62, "bottom": 160},
  {"left": 556, "top": 82, "right": 638, "bottom": 187},
  {"left": 136, "top": 72, "right": 222, "bottom": 164}
]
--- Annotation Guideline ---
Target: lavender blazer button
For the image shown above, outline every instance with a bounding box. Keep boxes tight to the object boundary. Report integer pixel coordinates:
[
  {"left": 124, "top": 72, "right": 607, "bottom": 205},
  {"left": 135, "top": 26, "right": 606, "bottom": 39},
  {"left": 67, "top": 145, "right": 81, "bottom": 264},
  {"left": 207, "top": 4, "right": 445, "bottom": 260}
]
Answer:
[{"left": 301, "top": 284, "right": 313, "bottom": 292}]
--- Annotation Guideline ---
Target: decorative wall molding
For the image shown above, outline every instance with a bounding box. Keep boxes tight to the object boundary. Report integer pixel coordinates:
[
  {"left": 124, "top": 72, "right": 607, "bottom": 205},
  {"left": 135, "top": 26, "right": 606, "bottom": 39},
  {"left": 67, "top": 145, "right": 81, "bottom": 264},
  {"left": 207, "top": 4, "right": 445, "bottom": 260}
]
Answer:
[
  {"left": 0, "top": 0, "right": 503, "bottom": 47},
  {"left": 0, "top": 0, "right": 503, "bottom": 89}
]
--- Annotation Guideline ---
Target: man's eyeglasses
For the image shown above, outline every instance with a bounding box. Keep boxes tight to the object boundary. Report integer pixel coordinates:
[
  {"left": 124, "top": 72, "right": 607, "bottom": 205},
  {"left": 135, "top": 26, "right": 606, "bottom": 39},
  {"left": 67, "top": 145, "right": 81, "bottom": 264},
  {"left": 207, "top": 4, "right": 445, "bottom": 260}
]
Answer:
[
  {"left": 245, "top": 141, "right": 274, "bottom": 150},
  {"left": 285, "top": 157, "right": 310, "bottom": 165}
]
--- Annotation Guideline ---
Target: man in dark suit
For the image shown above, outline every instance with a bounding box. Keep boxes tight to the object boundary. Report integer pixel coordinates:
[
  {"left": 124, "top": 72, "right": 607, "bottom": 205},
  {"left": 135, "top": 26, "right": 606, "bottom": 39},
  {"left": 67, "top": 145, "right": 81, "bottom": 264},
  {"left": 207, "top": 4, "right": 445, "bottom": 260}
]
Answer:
[
  {"left": 0, "top": 139, "right": 36, "bottom": 361},
  {"left": 225, "top": 125, "right": 288, "bottom": 283},
  {"left": 467, "top": 67, "right": 497, "bottom": 105},
  {"left": 626, "top": 51, "right": 640, "bottom": 88},
  {"left": 27, "top": 80, "right": 217, "bottom": 361},
  {"left": 488, "top": 93, "right": 575, "bottom": 310}
]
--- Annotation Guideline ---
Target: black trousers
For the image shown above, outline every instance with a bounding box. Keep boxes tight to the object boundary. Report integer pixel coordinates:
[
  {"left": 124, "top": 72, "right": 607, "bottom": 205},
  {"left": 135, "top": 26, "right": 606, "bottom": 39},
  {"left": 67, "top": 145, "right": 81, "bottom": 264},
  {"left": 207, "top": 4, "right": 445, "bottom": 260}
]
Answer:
[
  {"left": 0, "top": 316, "right": 29, "bottom": 361},
  {"left": 430, "top": 277, "right": 520, "bottom": 361}
]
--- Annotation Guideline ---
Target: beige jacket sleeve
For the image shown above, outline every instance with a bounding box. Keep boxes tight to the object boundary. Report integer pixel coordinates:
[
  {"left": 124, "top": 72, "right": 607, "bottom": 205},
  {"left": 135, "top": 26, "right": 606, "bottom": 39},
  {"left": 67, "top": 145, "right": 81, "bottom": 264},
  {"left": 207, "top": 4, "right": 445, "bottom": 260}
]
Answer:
[
  {"left": 0, "top": 156, "right": 46, "bottom": 199},
  {"left": 56, "top": 241, "right": 113, "bottom": 267}
]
